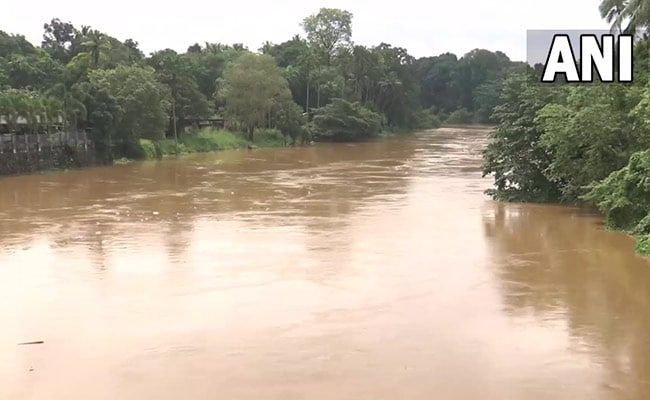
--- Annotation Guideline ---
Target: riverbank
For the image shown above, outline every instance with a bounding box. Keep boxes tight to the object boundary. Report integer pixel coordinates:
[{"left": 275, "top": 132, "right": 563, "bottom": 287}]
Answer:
[
  {"left": 0, "top": 126, "right": 421, "bottom": 177},
  {"left": 137, "top": 129, "right": 288, "bottom": 160},
  {"left": 441, "top": 123, "right": 496, "bottom": 130},
  {"left": 137, "top": 126, "right": 429, "bottom": 160}
]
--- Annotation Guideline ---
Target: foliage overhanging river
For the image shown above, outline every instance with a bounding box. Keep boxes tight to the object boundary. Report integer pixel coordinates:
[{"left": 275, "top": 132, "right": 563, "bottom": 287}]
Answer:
[{"left": 2, "top": 127, "right": 650, "bottom": 400}]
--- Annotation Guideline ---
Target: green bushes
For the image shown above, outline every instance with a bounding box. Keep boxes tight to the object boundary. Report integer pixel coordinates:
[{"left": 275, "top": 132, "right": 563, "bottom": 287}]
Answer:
[
  {"left": 251, "top": 128, "right": 286, "bottom": 147},
  {"left": 132, "top": 129, "right": 287, "bottom": 159},
  {"left": 583, "top": 149, "right": 650, "bottom": 254},
  {"left": 444, "top": 108, "right": 474, "bottom": 125},
  {"left": 185, "top": 129, "right": 248, "bottom": 151},
  {"left": 138, "top": 139, "right": 160, "bottom": 159},
  {"left": 482, "top": 72, "right": 563, "bottom": 203},
  {"left": 156, "top": 139, "right": 185, "bottom": 156},
  {"left": 637, "top": 235, "right": 650, "bottom": 254},
  {"left": 311, "top": 98, "right": 383, "bottom": 141},
  {"left": 412, "top": 108, "right": 442, "bottom": 130},
  {"left": 156, "top": 130, "right": 247, "bottom": 156}
]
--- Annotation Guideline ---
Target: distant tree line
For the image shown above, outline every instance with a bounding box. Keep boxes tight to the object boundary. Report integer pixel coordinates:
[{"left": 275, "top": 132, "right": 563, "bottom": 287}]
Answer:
[{"left": 0, "top": 8, "right": 524, "bottom": 157}]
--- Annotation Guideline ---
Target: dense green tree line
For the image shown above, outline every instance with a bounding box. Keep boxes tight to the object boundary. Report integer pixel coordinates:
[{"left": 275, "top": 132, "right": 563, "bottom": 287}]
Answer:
[
  {"left": 1, "top": 8, "right": 521, "bottom": 158},
  {"left": 483, "top": 0, "right": 650, "bottom": 254}
]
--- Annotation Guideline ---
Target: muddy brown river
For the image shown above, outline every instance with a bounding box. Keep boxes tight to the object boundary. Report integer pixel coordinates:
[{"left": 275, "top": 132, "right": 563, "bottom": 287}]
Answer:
[{"left": 1, "top": 127, "right": 650, "bottom": 400}]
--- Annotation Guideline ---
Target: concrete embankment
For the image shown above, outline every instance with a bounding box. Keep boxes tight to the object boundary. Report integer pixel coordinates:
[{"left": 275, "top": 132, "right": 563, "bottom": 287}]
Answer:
[{"left": 0, "top": 132, "right": 97, "bottom": 177}]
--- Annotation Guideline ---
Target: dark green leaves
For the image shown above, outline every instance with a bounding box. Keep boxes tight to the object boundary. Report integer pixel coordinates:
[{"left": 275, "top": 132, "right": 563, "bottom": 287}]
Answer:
[{"left": 311, "top": 98, "right": 382, "bottom": 141}]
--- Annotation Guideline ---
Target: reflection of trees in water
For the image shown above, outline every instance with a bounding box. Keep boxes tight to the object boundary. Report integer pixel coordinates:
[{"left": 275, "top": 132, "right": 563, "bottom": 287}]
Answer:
[
  {"left": 161, "top": 219, "right": 194, "bottom": 266},
  {"left": 85, "top": 223, "right": 110, "bottom": 272},
  {"left": 0, "top": 138, "right": 418, "bottom": 274},
  {"left": 483, "top": 202, "right": 650, "bottom": 398}
]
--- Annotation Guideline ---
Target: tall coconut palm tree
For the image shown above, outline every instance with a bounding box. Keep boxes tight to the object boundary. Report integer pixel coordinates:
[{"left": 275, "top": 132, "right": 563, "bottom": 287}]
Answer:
[
  {"left": 600, "top": 0, "right": 627, "bottom": 34},
  {"left": 0, "top": 92, "right": 17, "bottom": 132},
  {"left": 46, "top": 83, "right": 87, "bottom": 140},
  {"left": 43, "top": 97, "right": 63, "bottom": 132},
  {"left": 28, "top": 97, "right": 46, "bottom": 134},
  {"left": 259, "top": 41, "right": 274, "bottom": 54},
  {"left": 10, "top": 90, "right": 33, "bottom": 131},
  {"left": 600, "top": 0, "right": 650, "bottom": 35},
  {"left": 82, "top": 30, "right": 109, "bottom": 69},
  {"left": 377, "top": 71, "right": 405, "bottom": 125}
]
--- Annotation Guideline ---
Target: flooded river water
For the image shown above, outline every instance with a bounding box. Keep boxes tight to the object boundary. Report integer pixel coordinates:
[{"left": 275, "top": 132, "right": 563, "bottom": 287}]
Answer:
[{"left": 1, "top": 127, "right": 650, "bottom": 400}]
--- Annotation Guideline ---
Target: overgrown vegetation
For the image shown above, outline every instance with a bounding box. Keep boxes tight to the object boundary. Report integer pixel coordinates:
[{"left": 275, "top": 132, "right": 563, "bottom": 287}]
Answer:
[
  {"left": 482, "top": 0, "right": 650, "bottom": 254},
  {"left": 444, "top": 109, "right": 474, "bottom": 125},
  {"left": 137, "top": 129, "right": 286, "bottom": 158},
  {"left": 310, "top": 98, "right": 382, "bottom": 141}
]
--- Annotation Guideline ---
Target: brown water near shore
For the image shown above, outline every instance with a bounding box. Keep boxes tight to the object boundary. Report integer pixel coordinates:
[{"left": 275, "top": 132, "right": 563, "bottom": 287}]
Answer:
[{"left": 1, "top": 127, "right": 650, "bottom": 400}]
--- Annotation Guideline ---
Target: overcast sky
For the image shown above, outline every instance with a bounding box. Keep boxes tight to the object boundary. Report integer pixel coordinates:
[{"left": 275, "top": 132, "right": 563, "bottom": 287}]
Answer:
[{"left": 3, "top": 0, "right": 609, "bottom": 61}]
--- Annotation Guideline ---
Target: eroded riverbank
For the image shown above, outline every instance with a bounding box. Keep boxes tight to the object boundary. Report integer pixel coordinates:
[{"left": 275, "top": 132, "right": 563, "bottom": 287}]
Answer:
[{"left": 2, "top": 127, "right": 650, "bottom": 400}]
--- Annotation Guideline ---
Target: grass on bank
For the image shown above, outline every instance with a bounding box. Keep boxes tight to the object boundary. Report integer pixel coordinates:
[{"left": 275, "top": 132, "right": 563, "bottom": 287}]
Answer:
[
  {"left": 136, "top": 121, "right": 439, "bottom": 160},
  {"left": 136, "top": 129, "right": 286, "bottom": 159},
  {"left": 636, "top": 235, "right": 650, "bottom": 255}
]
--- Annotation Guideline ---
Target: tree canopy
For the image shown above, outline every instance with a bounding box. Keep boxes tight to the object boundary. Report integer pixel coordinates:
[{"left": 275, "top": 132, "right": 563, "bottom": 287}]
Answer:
[
  {"left": 218, "top": 53, "right": 291, "bottom": 140},
  {"left": 1, "top": 8, "right": 523, "bottom": 156}
]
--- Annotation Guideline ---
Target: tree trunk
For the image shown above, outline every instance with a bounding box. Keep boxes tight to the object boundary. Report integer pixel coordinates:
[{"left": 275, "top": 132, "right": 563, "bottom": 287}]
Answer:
[
  {"left": 63, "top": 87, "right": 70, "bottom": 146},
  {"left": 248, "top": 126, "right": 254, "bottom": 141},
  {"left": 107, "top": 129, "right": 113, "bottom": 163},
  {"left": 172, "top": 74, "right": 179, "bottom": 152},
  {"left": 305, "top": 78, "right": 311, "bottom": 115},
  {"left": 172, "top": 97, "right": 178, "bottom": 152},
  {"left": 317, "top": 84, "right": 321, "bottom": 108}
]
